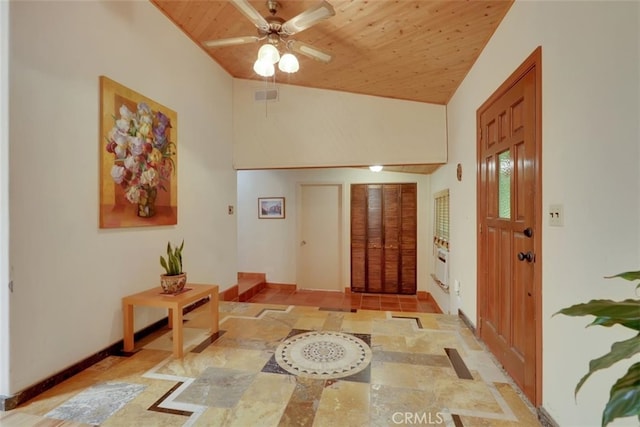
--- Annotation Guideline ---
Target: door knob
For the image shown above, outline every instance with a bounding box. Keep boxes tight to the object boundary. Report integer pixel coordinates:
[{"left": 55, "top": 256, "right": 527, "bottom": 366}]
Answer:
[
  {"left": 524, "top": 227, "right": 533, "bottom": 238},
  {"left": 301, "top": 240, "right": 307, "bottom": 246},
  {"left": 517, "top": 251, "right": 534, "bottom": 262}
]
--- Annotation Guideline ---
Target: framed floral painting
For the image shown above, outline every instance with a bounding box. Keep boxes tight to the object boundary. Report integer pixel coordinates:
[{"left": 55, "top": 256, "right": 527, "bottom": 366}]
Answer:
[{"left": 99, "top": 76, "right": 178, "bottom": 228}]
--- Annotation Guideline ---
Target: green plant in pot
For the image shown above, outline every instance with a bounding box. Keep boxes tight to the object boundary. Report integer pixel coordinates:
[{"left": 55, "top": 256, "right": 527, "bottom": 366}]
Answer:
[
  {"left": 554, "top": 270, "right": 640, "bottom": 426},
  {"left": 159, "top": 240, "right": 186, "bottom": 294}
]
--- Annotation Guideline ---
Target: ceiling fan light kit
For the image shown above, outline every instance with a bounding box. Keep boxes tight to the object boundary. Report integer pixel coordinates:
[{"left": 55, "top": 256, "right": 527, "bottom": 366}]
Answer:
[
  {"left": 203, "top": 0, "right": 335, "bottom": 78},
  {"left": 278, "top": 53, "right": 299, "bottom": 73},
  {"left": 254, "top": 43, "right": 300, "bottom": 76},
  {"left": 253, "top": 59, "right": 275, "bottom": 77},
  {"left": 258, "top": 43, "right": 280, "bottom": 64},
  {"left": 254, "top": 42, "right": 299, "bottom": 77}
]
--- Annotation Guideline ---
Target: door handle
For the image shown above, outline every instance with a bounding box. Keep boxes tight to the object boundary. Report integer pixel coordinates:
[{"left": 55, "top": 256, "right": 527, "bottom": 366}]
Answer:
[
  {"left": 517, "top": 251, "right": 534, "bottom": 263},
  {"left": 523, "top": 227, "right": 533, "bottom": 238},
  {"left": 301, "top": 240, "right": 307, "bottom": 246}
]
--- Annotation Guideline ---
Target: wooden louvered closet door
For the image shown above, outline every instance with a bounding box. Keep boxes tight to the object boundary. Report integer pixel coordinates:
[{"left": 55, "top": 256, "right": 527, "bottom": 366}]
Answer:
[
  {"left": 399, "top": 184, "right": 417, "bottom": 294},
  {"left": 350, "top": 183, "right": 416, "bottom": 294}
]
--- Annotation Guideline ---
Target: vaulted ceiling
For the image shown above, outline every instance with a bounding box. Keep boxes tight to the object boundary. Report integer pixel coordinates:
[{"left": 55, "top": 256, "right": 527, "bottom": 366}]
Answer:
[
  {"left": 150, "top": 0, "right": 514, "bottom": 173},
  {"left": 151, "top": 0, "right": 513, "bottom": 105}
]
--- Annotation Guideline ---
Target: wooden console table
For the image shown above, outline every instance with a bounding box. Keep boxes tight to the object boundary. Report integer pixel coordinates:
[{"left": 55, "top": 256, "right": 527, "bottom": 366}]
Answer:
[{"left": 122, "top": 283, "right": 219, "bottom": 358}]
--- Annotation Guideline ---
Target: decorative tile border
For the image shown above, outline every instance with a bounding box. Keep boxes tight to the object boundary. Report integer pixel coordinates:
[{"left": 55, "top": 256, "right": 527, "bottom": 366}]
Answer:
[
  {"left": 319, "top": 307, "right": 357, "bottom": 312},
  {"left": 445, "top": 348, "right": 474, "bottom": 380},
  {"left": 218, "top": 304, "right": 294, "bottom": 327},
  {"left": 148, "top": 382, "right": 193, "bottom": 417},
  {"left": 190, "top": 330, "right": 226, "bottom": 353},
  {"left": 452, "top": 413, "right": 464, "bottom": 426},
  {"left": 373, "top": 350, "right": 450, "bottom": 368},
  {"left": 141, "top": 356, "right": 208, "bottom": 426}
]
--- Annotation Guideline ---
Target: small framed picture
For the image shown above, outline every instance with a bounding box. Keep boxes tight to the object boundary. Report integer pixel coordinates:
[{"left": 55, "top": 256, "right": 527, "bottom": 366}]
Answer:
[{"left": 258, "top": 197, "right": 285, "bottom": 219}]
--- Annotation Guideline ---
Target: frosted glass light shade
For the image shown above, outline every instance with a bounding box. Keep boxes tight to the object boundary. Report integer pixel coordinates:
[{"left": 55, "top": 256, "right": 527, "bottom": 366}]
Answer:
[
  {"left": 253, "top": 59, "right": 275, "bottom": 77},
  {"left": 278, "top": 53, "right": 299, "bottom": 73},
  {"left": 369, "top": 165, "right": 383, "bottom": 172},
  {"left": 258, "top": 44, "right": 280, "bottom": 64}
]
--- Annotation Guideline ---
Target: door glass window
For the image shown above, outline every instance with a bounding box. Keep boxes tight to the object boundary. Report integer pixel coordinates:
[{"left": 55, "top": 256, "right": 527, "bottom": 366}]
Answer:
[{"left": 498, "top": 150, "right": 511, "bottom": 219}]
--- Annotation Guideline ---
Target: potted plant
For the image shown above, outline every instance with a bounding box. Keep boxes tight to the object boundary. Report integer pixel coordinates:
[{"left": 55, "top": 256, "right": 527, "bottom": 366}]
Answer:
[
  {"left": 554, "top": 270, "right": 640, "bottom": 426},
  {"left": 159, "top": 240, "right": 186, "bottom": 294}
]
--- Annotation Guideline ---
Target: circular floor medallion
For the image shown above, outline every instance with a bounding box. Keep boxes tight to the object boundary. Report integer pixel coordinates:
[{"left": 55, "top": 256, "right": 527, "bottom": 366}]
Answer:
[{"left": 275, "top": 331, "right": 372, "bottom": 379}]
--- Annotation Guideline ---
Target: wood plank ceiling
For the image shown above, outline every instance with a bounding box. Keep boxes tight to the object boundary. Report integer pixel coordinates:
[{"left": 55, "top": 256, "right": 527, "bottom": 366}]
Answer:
[{"left": 151, "top": 0, "right": 514, "bottom": 173}]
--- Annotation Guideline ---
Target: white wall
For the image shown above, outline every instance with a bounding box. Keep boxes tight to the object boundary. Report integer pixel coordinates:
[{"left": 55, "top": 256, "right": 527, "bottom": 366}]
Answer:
[
  {"left": 232, "top": 79, "right": 447, "bottom": 169},
  {"left": 431, "top": 1, "right": 640, "bottom": 425},
  {"left": 237, "top": 168, "right": 433, "bottom": 294},
  {"left": 0, "top": 0, "right": 10, "bottom": 398},
  {"left": 7, "top": 1, "right": 237, "bottom": 395}
]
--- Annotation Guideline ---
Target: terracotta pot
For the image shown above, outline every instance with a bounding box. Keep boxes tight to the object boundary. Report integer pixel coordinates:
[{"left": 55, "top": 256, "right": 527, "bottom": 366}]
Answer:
[{"left": 160, "top": 272, "right": 187, "bottom": 294}]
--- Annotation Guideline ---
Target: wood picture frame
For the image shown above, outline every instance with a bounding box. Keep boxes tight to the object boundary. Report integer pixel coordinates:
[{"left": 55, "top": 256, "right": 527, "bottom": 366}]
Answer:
[
  {"left": 258, "top": 197, "right": 285, "bottom": 219},
  {"left": 99, "top": 76, "right": 178, "bottom": 228}
]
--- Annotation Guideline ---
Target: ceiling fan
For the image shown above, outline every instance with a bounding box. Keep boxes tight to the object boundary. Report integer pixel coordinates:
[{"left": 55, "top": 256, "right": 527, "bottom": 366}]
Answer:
[{"left": 203, "top": 0, "right": 335, "bottom": 76}]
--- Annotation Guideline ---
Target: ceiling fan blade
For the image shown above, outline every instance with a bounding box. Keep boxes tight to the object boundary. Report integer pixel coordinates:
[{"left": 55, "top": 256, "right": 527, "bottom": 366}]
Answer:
[
  {"left": 203, "top": 35, "right": 261, "bottom": 48},
  {"left": 230, "top": 0, "right": 270, "bottom": 32},
  {"left": 289, "top": 41, "right": 333, "bottom": 63},
  {"left": 280, "top": 1, "right": 335, "bottom": 36}
]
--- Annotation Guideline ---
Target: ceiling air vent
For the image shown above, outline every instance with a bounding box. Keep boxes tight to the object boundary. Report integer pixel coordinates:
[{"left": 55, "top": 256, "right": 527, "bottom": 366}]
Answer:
[{"left": 254, "top": 88, "right": 279, "bottom": 102}]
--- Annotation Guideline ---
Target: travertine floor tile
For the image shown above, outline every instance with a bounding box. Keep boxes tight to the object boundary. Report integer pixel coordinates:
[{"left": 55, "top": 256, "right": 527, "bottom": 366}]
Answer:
[
  {"left": 314, "top": 380, "right": 370, "bottom": 427},
  {"left": 5, "top": 300, "right": 539, "bottom": 427}
]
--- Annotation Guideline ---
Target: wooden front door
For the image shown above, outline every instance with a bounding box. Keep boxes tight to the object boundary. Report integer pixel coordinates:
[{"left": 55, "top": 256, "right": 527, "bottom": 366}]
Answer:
[
  {"left": 477, "top": 47, "right": 542, "bottom": 405},
  {"left": 351, "top": 183, "right": 416, "bottom": 294}
]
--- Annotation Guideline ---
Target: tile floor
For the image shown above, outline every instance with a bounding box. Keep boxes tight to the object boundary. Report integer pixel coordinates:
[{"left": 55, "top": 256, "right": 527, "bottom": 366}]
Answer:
[
  {"left": 0, "top": 298, "right": 541, "bottom": 426},
  {"left": 247, "top": 288, "right": 441, "bottom": 313}
]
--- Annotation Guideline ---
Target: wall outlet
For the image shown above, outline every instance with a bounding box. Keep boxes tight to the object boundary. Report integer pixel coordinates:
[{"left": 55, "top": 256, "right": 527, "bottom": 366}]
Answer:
[{"left": 549, "top": 204, "right": 563, "bottom": 226}]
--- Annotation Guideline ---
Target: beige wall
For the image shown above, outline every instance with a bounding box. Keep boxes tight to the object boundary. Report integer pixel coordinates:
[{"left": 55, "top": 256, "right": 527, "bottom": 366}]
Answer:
[
  {"left": 232, "top": 79, "right": 447, "bottom": 169},
  {"left": 6, "top": 1, "right": 237, "bottom": 395}
]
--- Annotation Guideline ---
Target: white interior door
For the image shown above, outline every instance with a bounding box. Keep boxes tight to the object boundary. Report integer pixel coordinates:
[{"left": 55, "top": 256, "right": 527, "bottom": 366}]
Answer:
[{"left": 298, "top": 184, "right": 341, "bottom": 291}]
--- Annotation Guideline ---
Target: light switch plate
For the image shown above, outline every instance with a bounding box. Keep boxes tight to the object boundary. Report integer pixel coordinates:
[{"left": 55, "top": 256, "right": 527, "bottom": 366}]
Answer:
[{"left": 549, "top": 204, "right": 563, "bottom": 226}]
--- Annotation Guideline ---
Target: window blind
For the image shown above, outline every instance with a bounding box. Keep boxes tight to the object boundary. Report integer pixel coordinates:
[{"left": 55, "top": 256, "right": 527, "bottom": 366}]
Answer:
[{"left": 434, "top": 189, "right": 449, "bottom": 249}]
